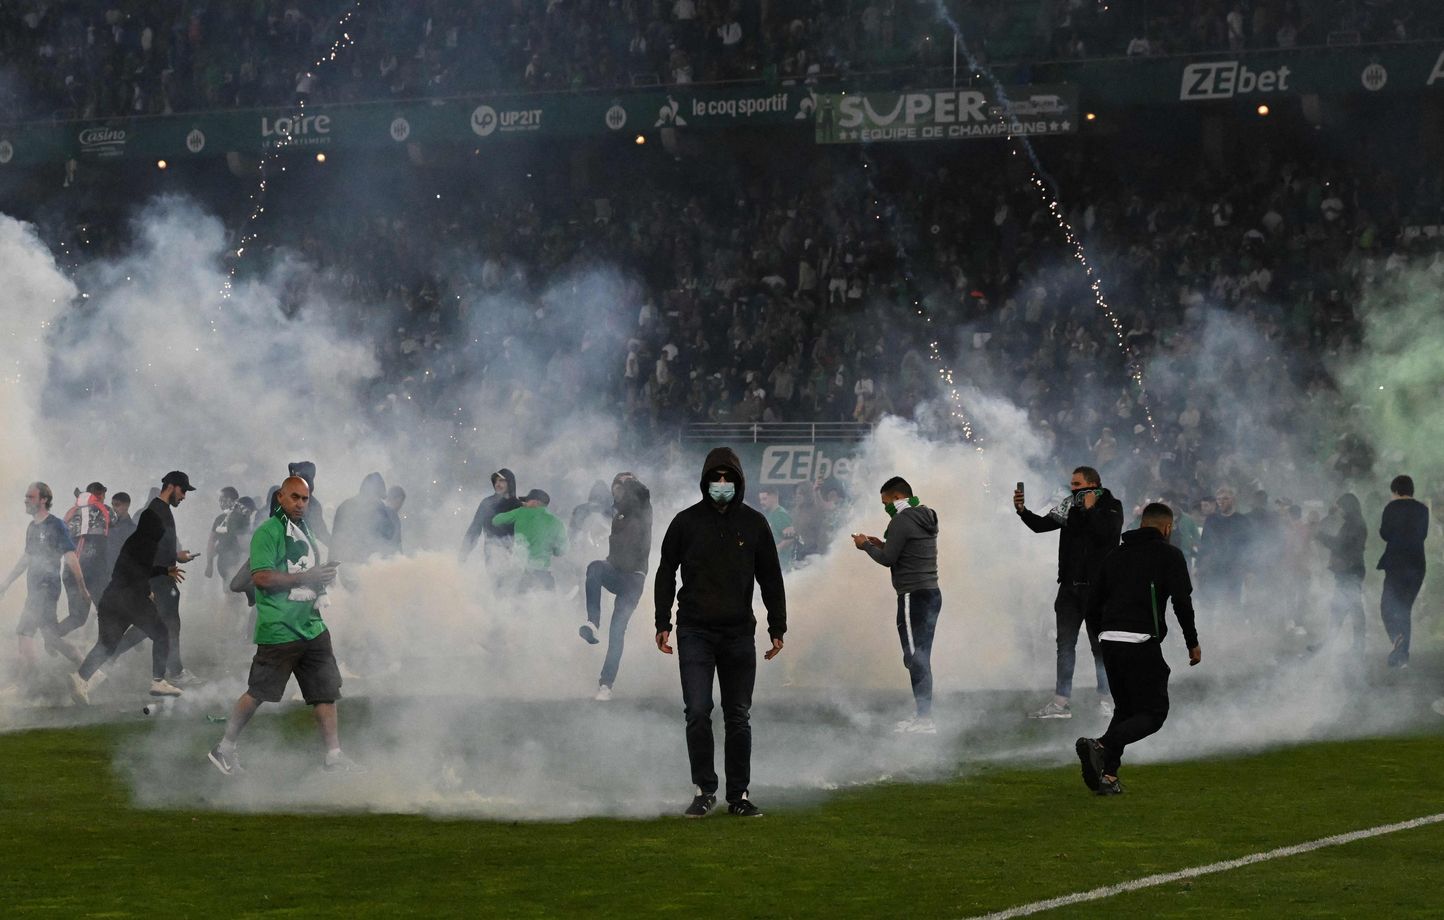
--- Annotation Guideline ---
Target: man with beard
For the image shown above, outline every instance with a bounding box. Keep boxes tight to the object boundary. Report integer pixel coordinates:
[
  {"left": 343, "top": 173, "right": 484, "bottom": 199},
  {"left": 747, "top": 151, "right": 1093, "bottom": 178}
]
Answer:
[
  {"left": 69, "top": 472, "right": 194, "bottom": 702},
  {"left": 1196, "top": 485, "right": 1251, "bottom": 614},
  {"left": 1014, "top": 466, "right": 1123, "bottom": 720},
  {"left": 655, "top": 448, "right": 786, "bottom": 818},
  {"left": 579, "top": 472, "right": 652, "bottom": 700},
  {"left": 1, "top": 482, "right": 89, "bottom": 684}
]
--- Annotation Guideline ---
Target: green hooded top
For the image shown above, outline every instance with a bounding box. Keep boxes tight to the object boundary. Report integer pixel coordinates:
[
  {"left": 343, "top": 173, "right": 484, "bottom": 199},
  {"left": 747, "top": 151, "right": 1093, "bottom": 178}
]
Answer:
[{"left": 492, "top": 505, "right": 568, "bottom": 570}]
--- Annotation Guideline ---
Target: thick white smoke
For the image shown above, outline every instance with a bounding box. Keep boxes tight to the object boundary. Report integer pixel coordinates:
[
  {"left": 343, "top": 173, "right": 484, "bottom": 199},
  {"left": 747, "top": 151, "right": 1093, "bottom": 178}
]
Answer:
[{"left": 1, "top": 199, "right": 1438, "bottom": 820}]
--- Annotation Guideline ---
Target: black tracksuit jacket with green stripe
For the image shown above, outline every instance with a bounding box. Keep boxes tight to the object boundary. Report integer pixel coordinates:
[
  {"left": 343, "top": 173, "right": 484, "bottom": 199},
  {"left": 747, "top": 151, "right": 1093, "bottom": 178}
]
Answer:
[{"left": 1086, "top": 527, "right": 1199, "bottom": 648}]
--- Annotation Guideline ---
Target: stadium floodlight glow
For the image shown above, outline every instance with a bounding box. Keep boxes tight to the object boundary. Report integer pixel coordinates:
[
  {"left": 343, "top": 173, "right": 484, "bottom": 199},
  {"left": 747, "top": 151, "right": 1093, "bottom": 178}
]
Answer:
[
  {"left": 156, "top": 159, "right": 168, "bottom": 170},
  {"left": 1257, "top": 104, "right": 1271, "bottom": 116},
  {"left": 634, "top": 134, "right": 646, "bottom": 145},
  {"left": 316, "top": 152, "right": 327, "bottom": 163}
]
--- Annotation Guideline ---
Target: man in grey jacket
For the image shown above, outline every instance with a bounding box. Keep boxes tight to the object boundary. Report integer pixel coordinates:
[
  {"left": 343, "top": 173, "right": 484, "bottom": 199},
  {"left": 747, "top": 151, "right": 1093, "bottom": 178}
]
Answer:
[{"left": 855, "top": 476, "right": 941, "bottom": 734}]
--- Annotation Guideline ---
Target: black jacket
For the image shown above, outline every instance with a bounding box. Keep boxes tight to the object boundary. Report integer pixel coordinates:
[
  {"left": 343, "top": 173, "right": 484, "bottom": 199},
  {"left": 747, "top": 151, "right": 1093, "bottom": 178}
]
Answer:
[
  {"left": 1087, "top": 527, "right": 1199, "bottom": 649},
  {"left": 654, "top": 447, "right": 787, "bottom": 638},
  {"left": 1377, "top": 498, "right": 1428, "bottom": 573},
  {"left": 1018, "top": 487, "right": 1124, "bottom": 585},
  {"left": 1316, "top": 511, "right": 1367, "bottom": 578},
  {"left": 608, "top": 477, "right": 653, "bottom": 574},
  {"left": 461, "top": 468, "right": 521, "bottom": 558},
  {"left": 107, "top": 498, "right": 175, "bottom": 599}
]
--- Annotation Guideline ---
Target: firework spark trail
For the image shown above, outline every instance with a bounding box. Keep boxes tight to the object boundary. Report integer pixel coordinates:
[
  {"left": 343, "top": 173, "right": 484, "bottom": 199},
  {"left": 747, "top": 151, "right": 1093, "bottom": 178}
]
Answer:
[
  {"left": 221, "top": 2, "right": 365, "bottom": 304},
  {"left": 849, "top": 143, "right": 979, "bottom": 444},
  {"left": 925, "top": 2, "right": 1160, "bottom": 440}
]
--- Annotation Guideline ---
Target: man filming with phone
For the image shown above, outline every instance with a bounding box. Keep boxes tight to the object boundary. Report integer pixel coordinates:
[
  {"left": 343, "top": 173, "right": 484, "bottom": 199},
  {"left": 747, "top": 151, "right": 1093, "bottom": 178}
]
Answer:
[{"left": 1014, "top": 467, "right": 1123, "bottom": 720}]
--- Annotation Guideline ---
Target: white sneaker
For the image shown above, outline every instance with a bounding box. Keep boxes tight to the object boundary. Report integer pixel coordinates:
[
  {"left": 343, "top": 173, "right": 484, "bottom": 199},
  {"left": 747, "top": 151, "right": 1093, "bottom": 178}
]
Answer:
[
  {"left": 898, "top": 716, "right": 938, "bottom": 735},
  {"left": 1029, "top": 699, "right": 1072, "bottom": 719},
  {"left": 149, "top": 678, "right": 184, "bottom": 697},
  {"left": 323, "top": 750, "right": 368, "bottom": 774},
  {"left": 594, "top": 684, "right": 612, "bottom": 701},
  {"left": 68, "top": 672, "right": 90, "bottom": 705},
  {"left": 1099, "top": 698, "right": 1115, "bottom": 717}
]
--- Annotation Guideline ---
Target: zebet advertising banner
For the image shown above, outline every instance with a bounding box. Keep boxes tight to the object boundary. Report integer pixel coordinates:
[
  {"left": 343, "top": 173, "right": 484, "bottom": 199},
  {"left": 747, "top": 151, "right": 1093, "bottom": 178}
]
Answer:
[{"left": 813, "top": 85, "right": 1079, "bottom": 144}]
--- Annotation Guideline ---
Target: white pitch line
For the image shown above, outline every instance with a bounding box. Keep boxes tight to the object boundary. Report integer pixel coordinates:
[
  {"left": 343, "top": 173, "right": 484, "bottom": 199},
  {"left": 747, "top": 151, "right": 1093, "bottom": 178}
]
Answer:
[{"left": 966, "top": 812, "right": 1444, "bottom": 920}]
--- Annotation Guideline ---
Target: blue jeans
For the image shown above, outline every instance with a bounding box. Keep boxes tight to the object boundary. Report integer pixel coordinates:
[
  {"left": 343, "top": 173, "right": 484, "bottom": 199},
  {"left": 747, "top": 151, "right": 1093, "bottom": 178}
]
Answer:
[
  {"left": 896, "top": 589, "right": 942, "bottom": 717},
  {"left": 584, "top": 560, "right": 644, "bottom": 687},
  {"left": 677, "top": 626, "right": 756, "bottom": 803},
  {"left": 1055, "top": 584, "right": 1109, "bottom": 699}
]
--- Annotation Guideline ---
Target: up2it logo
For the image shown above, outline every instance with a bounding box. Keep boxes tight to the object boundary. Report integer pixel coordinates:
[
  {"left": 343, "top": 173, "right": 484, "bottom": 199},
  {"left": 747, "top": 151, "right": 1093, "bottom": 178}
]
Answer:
[{"left": 1179, "top": 61, "right": 1292, "bottom": 101}]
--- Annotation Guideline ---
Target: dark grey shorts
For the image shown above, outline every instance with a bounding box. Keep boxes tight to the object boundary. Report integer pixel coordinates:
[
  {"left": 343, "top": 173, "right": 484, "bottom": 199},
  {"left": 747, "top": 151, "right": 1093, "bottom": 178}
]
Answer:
[
  {"left": 247, "top": 629, "right": 342, "bottom": 705},
  {"left": 16, "top": 585, "right": 62, "bottom": 638}
]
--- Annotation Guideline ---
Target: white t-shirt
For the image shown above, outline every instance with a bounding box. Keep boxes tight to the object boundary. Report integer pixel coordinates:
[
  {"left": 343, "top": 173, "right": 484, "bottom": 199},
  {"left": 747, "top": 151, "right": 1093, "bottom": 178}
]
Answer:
[{"left": 1100, "top": 630, "right": 1150, "bottom": 643}]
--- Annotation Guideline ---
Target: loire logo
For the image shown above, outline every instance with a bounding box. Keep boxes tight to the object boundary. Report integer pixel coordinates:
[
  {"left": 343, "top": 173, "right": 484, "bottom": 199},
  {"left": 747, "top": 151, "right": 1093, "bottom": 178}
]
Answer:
[
  {"left": 185, "top": 129, "right": 206, "bottom": 153},
  {"left": 605, "top": 104, "right": 627, "bottom": 131},
  {"left": 261, "top": 114, "right": 331, "bottom": 138},
  {"left": 1179, "top": 61, "right": 1291, "bottom": 100},
  {"left": 1361, "top": 63, "right": 1388, "bottom": 92},
  {"left": 390, "top": 117, "right": 411, "bottom": 142}
]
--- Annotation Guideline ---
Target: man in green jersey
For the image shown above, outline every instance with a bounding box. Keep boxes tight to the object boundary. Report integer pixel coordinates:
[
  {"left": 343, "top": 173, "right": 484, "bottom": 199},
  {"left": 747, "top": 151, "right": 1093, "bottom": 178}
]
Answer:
[
  {"left": 208, "top": 476, "right": 362, "bottom": 775},
  {"left": 492, "top": 489, "right": 568, "bottom": 591}
]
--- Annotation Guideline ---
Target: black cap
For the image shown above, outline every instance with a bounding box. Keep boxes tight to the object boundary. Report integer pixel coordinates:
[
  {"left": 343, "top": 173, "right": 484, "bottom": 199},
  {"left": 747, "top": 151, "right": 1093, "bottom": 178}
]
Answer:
[
  {"left": 85, "top": 481, "right": 106, "bottom": 495},
  {"left": 162, "top": 471, "right": 196, "bottom": 492},
  {"left": 523, "top": 488, "right": 550, "bottom": 505}
]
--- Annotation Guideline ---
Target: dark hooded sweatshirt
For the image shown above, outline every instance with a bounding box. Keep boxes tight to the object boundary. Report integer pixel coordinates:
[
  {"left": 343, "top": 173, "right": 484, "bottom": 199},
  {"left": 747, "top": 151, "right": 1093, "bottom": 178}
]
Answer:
[
  {"left": 107, "top": 498, "right": 176, "bottom": 600},
  {"left": 864, "top": 503, "right": 939, "bottom": 595},
  {"left": 1017, "top": 487, "right": 1124, "bottom": 585},
  {"left": 1086, "top": 527, "right": 1199, "bottom": 649},
  {"left": 608, "top": 477, "right": 653, "bottom": 575},
  {"left": 461, "top": 468, "right": 522, "bottom": 558},
  {"left": 654, "top": 447, "right": 787, "bottom": 639}
]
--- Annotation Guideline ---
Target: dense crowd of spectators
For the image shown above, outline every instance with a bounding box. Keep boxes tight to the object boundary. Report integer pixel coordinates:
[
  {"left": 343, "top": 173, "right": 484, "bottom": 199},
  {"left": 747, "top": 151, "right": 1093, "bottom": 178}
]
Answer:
[
  {"left": 32, "top": 127, "right": 1437, "bottom": 517},
  {"left": 4, "top": 1, "right": 1441, "bottom": 122}
]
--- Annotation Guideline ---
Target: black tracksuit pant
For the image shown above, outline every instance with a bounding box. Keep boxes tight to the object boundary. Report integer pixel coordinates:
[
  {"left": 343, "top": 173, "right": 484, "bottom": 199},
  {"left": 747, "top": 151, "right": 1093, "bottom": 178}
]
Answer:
[
  {"left": 78, "top": 590, "right": 169, "bottom": 682},
  {"left": 896, "top": 589, "right": 942, "bottom": 717},
  {"left": 1098, "top": 640, "right": 1170, "bottom": 776},
  {"left": 1380, "top": 568, "right": 1424, "bottom": 665}
]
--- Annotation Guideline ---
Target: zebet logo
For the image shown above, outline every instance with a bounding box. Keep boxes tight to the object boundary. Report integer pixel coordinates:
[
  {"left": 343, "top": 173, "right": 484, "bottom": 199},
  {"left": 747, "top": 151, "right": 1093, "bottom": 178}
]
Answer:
[
  {"left": 759, "top": 445, "right": 858, "bottom": 486},
  {"left": 1179, "top": 61, "right": 1291, "bottom": 101}
]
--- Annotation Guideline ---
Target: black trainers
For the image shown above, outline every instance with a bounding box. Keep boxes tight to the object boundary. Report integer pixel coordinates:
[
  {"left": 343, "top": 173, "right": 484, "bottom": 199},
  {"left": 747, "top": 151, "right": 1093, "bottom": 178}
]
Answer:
[
  {"left": 727, "top": 797, "right": 763, "bottom": 817},
  {"left": 1096, "top": 776, "right": 1124, "bottom": 796},
  {"left": 579, "top": 623, "right": 600, "bottom": 645},
  {"left": 684, "top": 793, "right": 717, "bottom": 818},
  {"left": 1075, "top": 737, "right": 1104, "bottom": 792},
  {"left": 207, "top": 744, "right": 243, "bottom": 776}
]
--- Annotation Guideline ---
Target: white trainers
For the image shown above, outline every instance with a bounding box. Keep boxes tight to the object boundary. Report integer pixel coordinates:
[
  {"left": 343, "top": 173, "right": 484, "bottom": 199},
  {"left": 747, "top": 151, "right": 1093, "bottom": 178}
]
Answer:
[
  {"left": 149, "top": 678, "right": 183, "bottom": 697},
  {"left": 594, "top": 684, "right": 613, "bottom": 701},
  {"left": 323, "top": 750, "right": 368, "bottom": 774},
  {"left": 893, "top": 715, "right": 938, "bottom": 734},
  {"left": 1029, "top": 699, "right": 1072, "bottom": 719},
  {"left": 68, "top": 672, "right": 90, "bottom": 705}
]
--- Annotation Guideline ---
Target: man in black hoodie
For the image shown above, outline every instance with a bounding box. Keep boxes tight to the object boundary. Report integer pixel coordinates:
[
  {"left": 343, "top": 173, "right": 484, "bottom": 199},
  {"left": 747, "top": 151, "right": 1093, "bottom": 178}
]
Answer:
[
  {"left": 655, "top": 447, "right": 786, "bottom": 818},
  {"left": 1076, "top": 503, "right": 1201, "bottom": 795},
  {"left": 580, "top": 472, "right": 652, "bottom": 700},
  {"left": 1377, "top": 474, "right": 1428, "bottom": 668},
  {"left": 460, "top": 468, "right": 521, "bottom": 567},
  {"left": 1014, "top": 466, "right": 1123, "bottom": 720},
  {"left": 855, "top": 476, "right": 942, "bottom": 734}
]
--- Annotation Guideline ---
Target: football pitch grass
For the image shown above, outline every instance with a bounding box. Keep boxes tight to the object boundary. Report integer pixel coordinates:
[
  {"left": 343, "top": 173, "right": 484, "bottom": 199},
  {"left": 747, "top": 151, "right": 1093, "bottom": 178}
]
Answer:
[{"left": 3, "top": 701, "right": 1442, "bottom": 918}]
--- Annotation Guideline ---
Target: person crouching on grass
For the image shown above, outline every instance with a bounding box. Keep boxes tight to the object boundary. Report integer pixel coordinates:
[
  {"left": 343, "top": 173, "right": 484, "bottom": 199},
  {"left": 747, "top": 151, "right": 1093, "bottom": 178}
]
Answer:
[
  {"left": 853, "top": 476, "right": 941, "bottom": 735},
  {"left": 208, "top": 476, "right": 363, "bottom": 776},
  {"left": 1075, "top": 503, "right": 1201, "bottom": 796}
]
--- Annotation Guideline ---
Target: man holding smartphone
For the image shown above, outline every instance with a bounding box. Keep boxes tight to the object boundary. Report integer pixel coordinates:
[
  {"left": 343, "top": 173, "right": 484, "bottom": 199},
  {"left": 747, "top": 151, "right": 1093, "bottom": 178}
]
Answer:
[
  {"left": 208, "top": 476, "right": 362, "bottom": 775},
  {"left": 1014, "top": 466, "right": 1123, "bottom": 720}
]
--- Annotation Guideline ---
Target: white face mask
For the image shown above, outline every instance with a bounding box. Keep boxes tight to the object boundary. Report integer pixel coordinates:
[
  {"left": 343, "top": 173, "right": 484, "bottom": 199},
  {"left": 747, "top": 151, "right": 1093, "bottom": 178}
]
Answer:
[{"left": 893, "top": 498, "right": 912, "bottom": 513}]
